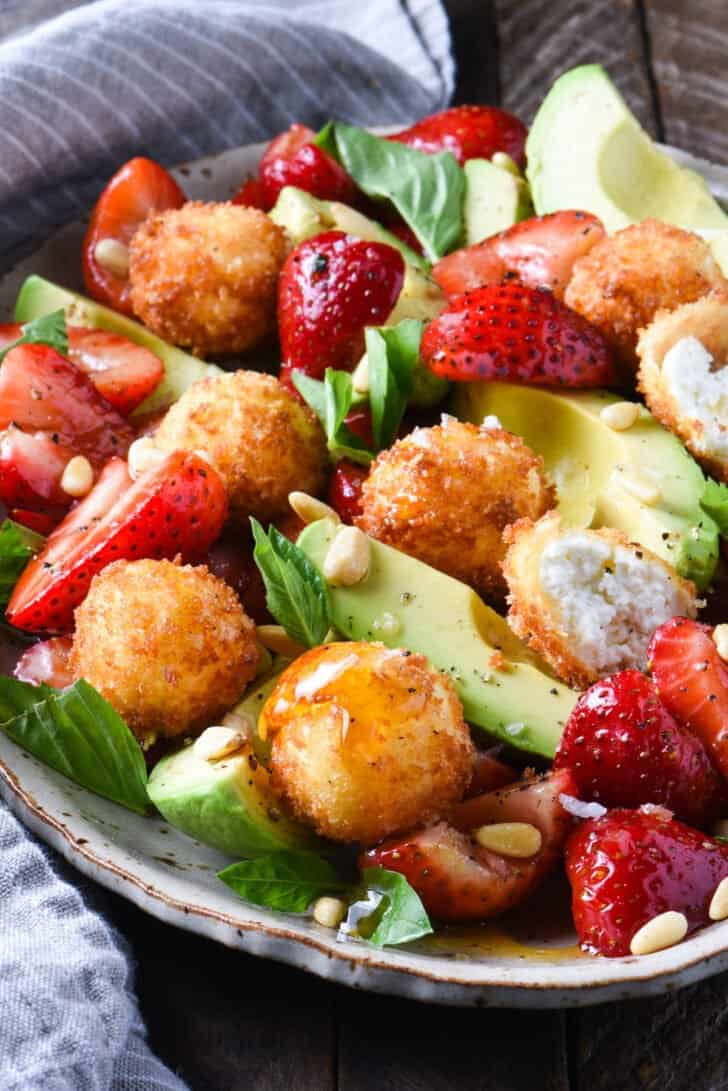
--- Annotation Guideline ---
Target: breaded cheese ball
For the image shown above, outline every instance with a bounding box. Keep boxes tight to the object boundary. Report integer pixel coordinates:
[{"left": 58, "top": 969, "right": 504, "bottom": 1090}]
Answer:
[
  {"left": 154, "top": 370, "right": 327, "bottom": 522},
  {"left": 262, "top": 641, "right": 474, "bottom": 845},
  {"left": 72, "top": 559, "right": 259, "bottom": 742},
  {"left": 503, "top": 512, "right": 696, "bottom": 689},
  {"left": 565, "top": 220, "right": 727, "bottom": 374},
  {"left": 129, "top": 201, "right": 287, "bottom": 356},
  {"left": 637, "top": 292, "right": 728, "bottom": 482},
  {"left": 357, "top": 417, "right": 554, "bottom": 602}
]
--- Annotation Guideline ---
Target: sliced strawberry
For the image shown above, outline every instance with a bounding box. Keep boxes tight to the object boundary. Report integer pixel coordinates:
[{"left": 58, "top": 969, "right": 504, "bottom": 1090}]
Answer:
[
  {"left": 361, "top": 770, "right": 574, "bottom": 922},
  {"left": 9, "top": 509, "right": 64, "bottom": 536},
  {"left": 231, "top": 177, "right": 268, "bottom": 210},
  {"left": 389, "top": 105, "right": 528, "bottom": 168},
  {"left": 327, "top": 460, "right": 368, "bottom": 524},
  {"left": 553, "top": 670, "right": 725, "bottom": 827},
  {"left": 82, "top": 157, "right": 185, "bottom": 314},
  {"left": 14, "top": 636, "right": 76, "bottom": 689},
  {"left": 465, "top": 748, "right": 519, "bottom": 797},
  {"left": 420, "top": 283, "right": 616, "bottom": 387},
  {"left": 7, "top": 452, "right": 227, "bottom": 633},
  {"left": 278, "top": 231, "right": 405, "bottom": 385},
  {"left": 0, "top": 428, "right": 75, "bottom": 509},
  {"left": 433, "top": 211, "right": 606, "bottom": 299},
  {"left": 566, "top": 808, "right": 728, "bottom": 957},
  {"left": 258, "top": 124, "right": 358, "bottom": 210}
]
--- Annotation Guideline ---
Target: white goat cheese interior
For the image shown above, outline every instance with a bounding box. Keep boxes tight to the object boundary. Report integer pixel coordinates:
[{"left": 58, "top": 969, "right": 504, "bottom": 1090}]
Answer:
[{"left": 662, "top": 335, "right": 728, "bottom": 458}]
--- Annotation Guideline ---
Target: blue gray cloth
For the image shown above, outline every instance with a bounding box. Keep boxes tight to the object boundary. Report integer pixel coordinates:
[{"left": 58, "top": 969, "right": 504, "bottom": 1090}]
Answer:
[{"left": 0, "top": 1, "right": 454, "bottom": 1087}]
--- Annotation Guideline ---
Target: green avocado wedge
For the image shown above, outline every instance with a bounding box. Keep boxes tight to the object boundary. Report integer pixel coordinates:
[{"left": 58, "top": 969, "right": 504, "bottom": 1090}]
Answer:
[
  {"left": 452, "top": 381, "right": 719, "bottom": 591},
  {"left": 297, "top": 520, "right": 579, "bottom": 759},
  {"left": 14, "top": 275, "right": 223, "bottom": 417},
  {"left": 463, "top": 159, "right": 533, "bottom": 244}
]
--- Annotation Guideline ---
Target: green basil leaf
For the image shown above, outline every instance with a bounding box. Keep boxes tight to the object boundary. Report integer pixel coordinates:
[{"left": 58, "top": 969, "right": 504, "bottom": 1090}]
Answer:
[
  {"left": 701, "top": 479, "right": 728, "bottom": 536},
  {"left": 358, "top": 867, "right": 433, "bottom": 947},
  {"left": 0, "top": 519, "right": 44, "bottom": 606},
  {"left": 0, "top": 677, "right": 149, "bottom": 813},
  {"left": 218, "top": 851, "right": 348, "bottom": 912},
  {"left": 314, "top": 120, "right": 337, "bottom": 158},
  {"left": 366, "top": 319, "right": 423, "bottom": 450},
  {"left": 251, "top": 519, "right": 331, "bottom": 646},
  {"left": 293, "top": 369, "right": 374, "bottom": 466},
  {"left": 0, "top": 309, "right": 68, "bottom": 363},
  {"left": 327, "top": 124, "right": 465, "bottom": 262}
]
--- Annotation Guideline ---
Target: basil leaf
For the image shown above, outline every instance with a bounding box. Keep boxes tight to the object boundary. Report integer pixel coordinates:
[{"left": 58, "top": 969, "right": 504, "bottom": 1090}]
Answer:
[
  {"left": 358, "top": 867, "right": 433, "bottom": 947},
  {"left": 0, "top": 677, "right": 149, "bottom": 814},
  {"left": 701, "top": 479, "right": 728, "bottom": 536},
  {"left": 366, "top": 319, "right": 422, "bottom": 450},
  {"left": 0, "top": 309, "right": 68, "bottom": 363},
  {"left": 326, "top": 124, "right": 465, "bottom": 262},
  {"left": 218, "top": 851, "right": 348, "bottom": 912},
  {"left": 251, "top": 519, "right": 331, "bottom": 646},
  {"left": 0, "top": 519, "right": 44, "bottom": 606},
  {"left": 293, "top": 369, "right": 374, "bottom": 466}
]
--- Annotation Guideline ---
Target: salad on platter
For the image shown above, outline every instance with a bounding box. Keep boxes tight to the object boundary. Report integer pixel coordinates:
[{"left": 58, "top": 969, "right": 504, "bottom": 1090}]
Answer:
[{"left": 4, "top": 63, "right": 728, "bottom": 962}]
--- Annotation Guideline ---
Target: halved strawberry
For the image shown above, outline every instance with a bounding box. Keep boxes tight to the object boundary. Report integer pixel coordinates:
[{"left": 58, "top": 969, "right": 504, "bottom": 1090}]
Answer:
[
  {"left": 9, "top": 509, "right": 64, "bottom": 536},
  {"left": 231, "top": 177, "right": 267, "bottom": 210},
  {"left": 83, "top": 157, "right": 185, "bottom": 314},
  {"left": 258, "top": 124, "right": 358, "bottom": 210},
  {"left": 7, "top": 452, "right": 227, "bottom": 633},
  {"left": 0, "top": 428, "right": 75, "bottom": 510},
  {"left": 327, "top": 460, "right": 368, "bottom": 524},
  {"left": 433, "top": 211, "right": 606, "bottom": 299},
  {"left": 389, "top": 105, "right": 528, "bottom": 168},
  {"left": 420, "top": 283, "right": 616, "bottom": 387},
  {"left": 361, "top": 769, "right": 575, "bottom": 922},
  {"left": 14, "top": 636, "right": 76, "bottom": 689}
]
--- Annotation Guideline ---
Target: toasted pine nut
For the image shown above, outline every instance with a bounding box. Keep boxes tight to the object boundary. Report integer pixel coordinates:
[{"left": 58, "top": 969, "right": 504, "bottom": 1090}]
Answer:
[
  {"left": 709, "top": 877, "right": 728, "bottom": 921},
  {"left": 313, "top": 896, "right": 347, "bottom": 929},
  {"left": 713, "top": 624, "right": 728, "bottom": 662},
  {"left": 474, "top": 822, "right": 542, "bottom": 858},
  {"left": 256, "top": 624, "right": 306, "bottom": 659},
  {"left": 94, "top": 238, "right": 130, "bottom": 278},
  {"left": 352, "top": 355, "right": 369, "bottom": 395},
  {"left": 600, "top": 401, "right": 639, "bottom": 431},
  {"left": 221, "top": 711, "right": 255, "bottom": 739},
  {"left": 323, "top": 525, "right": 371, "bottom": 587},
  {"left": 193, "top": 725, "right": 247, "bottom": 762},
  {"left": 491, "top": 151, "right": 521, "bottom": 177},
  {"left": 288, "top": 491, "right": 340, "bottom": 526},
  {"left": 630, "top": 911, "right": 688, "bottom": 955},
  {"left": 481, "top": 414, "right": 503, "bottom": 431},
  {"left": 619, "top": 471, "right": 661, "bottom": 506},
  {"left": 60, "top": 455, "right": 94, "bottom": 498},
  {"left": 128, "top": 437, "right": 166, "bottom": 480}
]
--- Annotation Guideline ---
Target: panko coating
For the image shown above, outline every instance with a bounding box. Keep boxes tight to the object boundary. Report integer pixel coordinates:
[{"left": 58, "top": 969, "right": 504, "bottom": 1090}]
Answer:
[
  {"left": 503, "top": 512, "right": 696, "bottom": 689},
  {"left": 637, "top": 292, "right": 728, "bottom": 482},
  {"left": 154, "top": 370, "right": 327, "bottom": 523},
  {"left": 129, "top": 201, "right": 287, "bottom": 356},
  {"left": 357, "top": 417, "right": 555, "bottom": 603},
  {"left": 72, "top": 558, "right": 259, "bottom": 742},
  {"left": 262, "top": 641, "right": 474, "bottom": 844},
  {"left": 564, "top": 220, "right": 728, "bottom": 375}
]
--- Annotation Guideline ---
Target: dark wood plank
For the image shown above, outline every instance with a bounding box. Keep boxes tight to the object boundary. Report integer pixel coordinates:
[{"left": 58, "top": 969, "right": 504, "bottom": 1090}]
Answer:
[{"left": 447, "top": 0, "right": 501, "bottom": 105}]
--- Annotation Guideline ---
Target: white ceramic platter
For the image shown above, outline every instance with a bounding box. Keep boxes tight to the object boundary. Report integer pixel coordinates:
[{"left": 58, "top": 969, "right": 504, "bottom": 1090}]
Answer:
[{"left": 2, "top": 140, "right": 728, "bottom": 1008}]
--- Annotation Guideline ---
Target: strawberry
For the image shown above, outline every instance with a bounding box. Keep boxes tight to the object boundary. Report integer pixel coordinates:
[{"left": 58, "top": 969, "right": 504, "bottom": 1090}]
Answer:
[
  {"left": 278, "top": 231, "right": 405, "bottom": 384},
  {"left": 420, "top": 283, "right": 616, "bottom": 387},
  {"left": 566, "top": 808, "right": 728, "bottom": 957},
  {"left": 7, "top": 452, "right": 227, "bottom": 633},
  {"left": 0, "top": 428, "right": 75, "bottom": 510},
  {"left": 9, "top": 509, "right": 64, "bottom": 537},
  {"left": 553, "top": 670, "right": 725, "bottom": 827},
  {"left": 648, "top": 617, "right": 728, "bottom": 782},
  {"left": 433, "top": 211, "right": 606, "bottom": 299},
  {"left": 327, "top": 460, "right": 368, "bottom": 524},
  {"left": 14, "top": 636, "right": 76, "bottom": 689},
  {"left": 205, "top": 527, "right": 270, "bottom": 624},
  {"left": 231, "top": 177, "right": 267, "bottom": 210},
  {"left": 361, "top": 770, "right": 574, "bottom": 922},
  {"left": 389, "top": 105, "right": 528, "bottom": 168},
  {"left": 257, "top": 124, "right": 358, "bottom": 210},
  {"left": 83, "top": 157, "right": 185, "bottom": 314},
  {"left": 465, "top": 748, "right": 518, "bottom": 797}
]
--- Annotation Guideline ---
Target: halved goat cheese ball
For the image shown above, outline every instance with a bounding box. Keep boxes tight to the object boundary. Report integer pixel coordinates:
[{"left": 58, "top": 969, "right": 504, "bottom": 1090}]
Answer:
[
  {"left": 503, "top": 512, "right": 697, "bottom": 688},
  {"left": 637, "top": 292, "right": 728, "bottom": 482}
]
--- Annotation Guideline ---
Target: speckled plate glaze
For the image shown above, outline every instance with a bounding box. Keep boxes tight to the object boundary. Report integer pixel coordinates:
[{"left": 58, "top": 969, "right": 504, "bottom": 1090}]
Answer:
[{"left": 2, "top": 140, "right": 728, "bottom": 1009}]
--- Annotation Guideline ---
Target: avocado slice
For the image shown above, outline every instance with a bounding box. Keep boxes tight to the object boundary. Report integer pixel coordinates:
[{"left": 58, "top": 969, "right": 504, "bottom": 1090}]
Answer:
[
  {"left": 228, "top": 659, "right": 289, "bottom": 766},
  {"left": 452, "top": 381, "right": 719, "bottom": 591},
  {"left": 464, "top": 159, "right": 533, "bottom": 244},
  {"left": 526, "top": 65, "right": 728, "bottom": 234},
  {"left": 148, "top": 738, "right": 322, "bottom": 858},
  {"left": 14, "top": 275, "right": 223, "bottom": 417},
  {"left": 298, "top": 520, "right": 578, "bottom": 758}
]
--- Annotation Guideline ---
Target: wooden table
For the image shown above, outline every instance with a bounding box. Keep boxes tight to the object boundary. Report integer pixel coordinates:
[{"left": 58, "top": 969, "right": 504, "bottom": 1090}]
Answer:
[{"left": 101, "top": 2, "right": 728, "bottom": 1087}]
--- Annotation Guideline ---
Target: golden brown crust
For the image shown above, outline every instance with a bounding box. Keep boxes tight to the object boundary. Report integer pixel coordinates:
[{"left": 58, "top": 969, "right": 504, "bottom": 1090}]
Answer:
[
  {"left": 72, "top": 558, "right": 259, "bottom": 741},
  {"left": 154, "top": 370, "right": 327, "bottom": 522},
  {"left": 129, "top": 201, "right": 287, "bottom": 356},
  {"left": 357, "top": 420, "right": 555, "bottom": 604}
]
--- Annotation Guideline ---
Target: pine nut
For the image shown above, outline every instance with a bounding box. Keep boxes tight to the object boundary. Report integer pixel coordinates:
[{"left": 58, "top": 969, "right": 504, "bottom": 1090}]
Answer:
[
  {"left": 323, "top": 525, "right": 371, "bottom": 587},
  {"left": 127, "top": 437, "right": 166, "bottom": 480},
  {"left": 481, "top": 414, "right": 503, "bottom": 431},
  {"left": 94, "top": 237, "right": 130, "bottom": 278},
  {"left": 630, "top": 911, "right": 688, "bottom": 955},
  {"left": 256, "top": 624, "right": 306, "bottom": 659},
  {"left": 288, "top": 491, "right": 340, "bottom": 526},
  {"left": 193, "top": 725, "right": 247, "bottom": 762},
  {"left": 491, "top": 151, "right": 521, "bottom": 177},
  {"left": 352, "top": 354, "right": 369, "bottom": 395},
  {"left": 600, "top": 401, "right": 640, "bottom": 431},
  {"left": 312, "top": 896, "right": 347, "bottom": 929},
  {"left": 709, "top": 877, "right": 728, "bottom": 921},
  {"left": 221, "top": 711, "right": 254, "bottom": 739},
  {"left": 474, "top": 822, "right": 542, "bottom": 858},
  {"left": 60, "top": 455, "right": 94, "bottom": 498},
  {"left": 619, "top": 471, "right": 661, "bottom": 506},
  {"left": 713, "top": 624, "right": 728, "bottom": 662}
]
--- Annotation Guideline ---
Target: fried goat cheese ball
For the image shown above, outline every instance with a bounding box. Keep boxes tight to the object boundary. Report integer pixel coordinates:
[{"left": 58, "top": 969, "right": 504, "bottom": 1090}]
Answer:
[
  {"left": 637, "top": 292, "right": 728, "bottom": 483},
  {"left": 564, "top": 220, "right": 728, "bottom": 375},
  {"left": 503, "top": 512, "right": 696, "bottom": 689},
  {"left": 128, "top": 201, "right": 287, "bottom": 356},
  {"left": 262, "top": 641, "right": 474, "bottom": 845},
  {"left": 357, "top": 417, "right": 554, "bottom": 603},
  {"left": 154, "top": 370, "right": 327, "bottom": 523},
  {"left": 72, "top": 558, "right": 259, "bottom": 742}
]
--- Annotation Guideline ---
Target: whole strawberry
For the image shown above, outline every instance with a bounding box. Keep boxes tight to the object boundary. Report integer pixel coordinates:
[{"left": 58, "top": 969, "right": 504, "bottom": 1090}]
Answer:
[
  {"left": 553, "top": 670, "right": 726, "bottom": 827},
  {"left": 420, "top": 283, "right": 616, "bottom": 386},
  {"left": 389, "top": 105, "right": 528, "bottom": 168},
  {"left": 566, "top": 808, "right": 728, "bottom": 956},
  {"left": 278, "top": 231, "right": 405, "bottom": 385}
]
